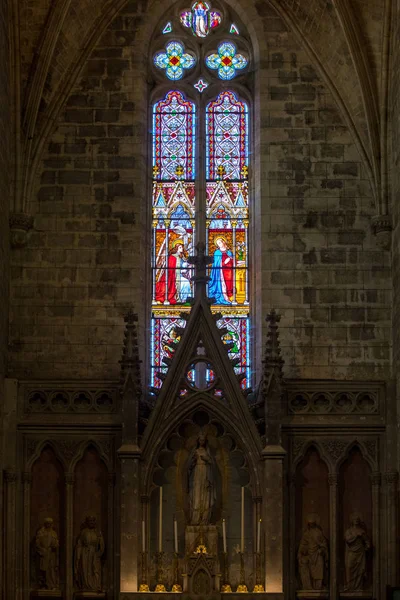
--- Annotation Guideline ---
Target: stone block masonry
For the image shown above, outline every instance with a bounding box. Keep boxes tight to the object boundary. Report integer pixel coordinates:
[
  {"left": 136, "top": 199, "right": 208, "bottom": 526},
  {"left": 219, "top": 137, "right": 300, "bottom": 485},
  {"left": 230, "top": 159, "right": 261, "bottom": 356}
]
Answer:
[{"left": 8, "top": 1, "right": 392, "bottom": 384}]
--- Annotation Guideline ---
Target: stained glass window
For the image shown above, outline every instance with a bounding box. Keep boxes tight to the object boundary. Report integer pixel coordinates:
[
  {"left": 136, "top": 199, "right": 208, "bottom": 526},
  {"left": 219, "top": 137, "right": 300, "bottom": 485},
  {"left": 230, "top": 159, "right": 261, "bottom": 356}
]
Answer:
[
  {"left": 154, "top": 41, "right": 196, "bottom": 81},
  {"left": 206, "top": 91, "right": 250, "bottom": 387},
  {"left": 152, "top": 91, "right": 196, "bottom": 387},
  {"left": 205, "top": 42, "right": 248, "bottom": 80},
  {"left": 180, "top": 2, "right": 222, "bottom": 38}
]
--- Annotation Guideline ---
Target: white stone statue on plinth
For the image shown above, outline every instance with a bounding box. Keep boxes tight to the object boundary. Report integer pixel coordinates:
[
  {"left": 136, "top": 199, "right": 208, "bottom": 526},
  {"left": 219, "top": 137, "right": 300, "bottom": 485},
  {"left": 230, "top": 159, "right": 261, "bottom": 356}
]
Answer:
[
  {"left": 344, "top": 513, "right": 370, "bottom": 591},
  {"left": 35, "top": 517, "right": 59, "bottom": 591},
  {"left": 188, "top": 433, "right": 216, "bottom": 526},
  {"left": 297, "top": 514, "right": 328, "bottom": 590}
]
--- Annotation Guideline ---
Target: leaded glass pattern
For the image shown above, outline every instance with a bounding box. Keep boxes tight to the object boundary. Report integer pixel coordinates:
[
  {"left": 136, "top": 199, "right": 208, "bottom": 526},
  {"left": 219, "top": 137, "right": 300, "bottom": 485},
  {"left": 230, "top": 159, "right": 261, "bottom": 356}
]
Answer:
[
  {"left": 152, "top": 91, "right": 196, "bottom": 388},
  {"left": 206, "top": 91, "right": 250, "bottom": 388},
  {"left": 153, "top": 41, "right": 196, "bottom": 81},
  {"left": 205, "top": 42, "right": 248, "bottom": 80}
]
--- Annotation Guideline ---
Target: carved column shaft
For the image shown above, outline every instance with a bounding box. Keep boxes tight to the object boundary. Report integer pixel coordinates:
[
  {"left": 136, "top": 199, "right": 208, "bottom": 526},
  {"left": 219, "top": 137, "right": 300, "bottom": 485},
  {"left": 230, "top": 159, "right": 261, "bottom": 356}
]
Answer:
[
  {"left": 328, "top": 473, "right": 338, "bottom": 600},
  {"left": 385, "top": 472, "right": 399, "bottom": 584},
  {"left": 119, "top": 450, "right": 141, "bottom": 592},
  {"left": 4, "top": 469, "right": 17, "bottom": 598},
  {"left": 288, "top": 474, "right": 296, "bottom": 597},
  {"left": 262, "top": 448, "right": 285, "bottom": 593},
  {"left": 65, "top": 474, "right": 75, "bottom": 600},
  {"left": 371, "top": 473, "right": 381, "bottom": 599},
  {"left": 22, "top": 472, "right": 32, "bottom": 600},
  {"left": 108, "top": 472, "right": 116, "bottom": 597}
]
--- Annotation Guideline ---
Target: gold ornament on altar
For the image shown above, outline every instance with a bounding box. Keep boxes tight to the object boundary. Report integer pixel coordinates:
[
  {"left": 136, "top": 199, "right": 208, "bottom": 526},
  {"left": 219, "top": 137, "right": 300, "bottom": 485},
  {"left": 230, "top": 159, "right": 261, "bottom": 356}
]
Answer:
[
  {"left": 236, "top": 583, "right": 248, "bottom": 593},
  {"left": 155, "top": 583, "right": 167, "bottom": 592},
  {"left": 172, "top": 583, "right": 183, "bottom": 592},
  {"left": 195, "top": 543, "right": 208, "bottom": 554},
  {"left": 253, "top": 584, "right": 265, "bottom": 592},
  {"left": 221, "top": 583, "right": 232, "bottom": 593},
  {"left": 139, "top": 583, "right": 150, "bottom": 592}
]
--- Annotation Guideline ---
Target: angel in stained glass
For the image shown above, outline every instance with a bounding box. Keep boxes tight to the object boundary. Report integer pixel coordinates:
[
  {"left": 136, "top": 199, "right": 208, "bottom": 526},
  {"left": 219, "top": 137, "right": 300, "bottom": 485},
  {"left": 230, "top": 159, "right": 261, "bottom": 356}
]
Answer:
[{"left": 208, "top": 236, "right": 234, "bottom": 304}]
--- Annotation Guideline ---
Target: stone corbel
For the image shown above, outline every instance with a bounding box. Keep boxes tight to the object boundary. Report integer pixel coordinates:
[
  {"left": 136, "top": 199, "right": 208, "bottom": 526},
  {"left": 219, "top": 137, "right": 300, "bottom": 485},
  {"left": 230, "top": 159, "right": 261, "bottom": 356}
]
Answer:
[
  {"left": 371, "top": 214, "right": 392, "bottom": 250},
  {"left": 9, "top": 212, "right": 33, "bottom": 248}
]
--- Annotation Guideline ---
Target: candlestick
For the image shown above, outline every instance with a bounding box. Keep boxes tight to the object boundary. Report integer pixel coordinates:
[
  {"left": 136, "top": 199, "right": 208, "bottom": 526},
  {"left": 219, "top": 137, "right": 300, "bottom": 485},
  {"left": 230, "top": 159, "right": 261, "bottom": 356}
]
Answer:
[
  {"left": 155, "top": 551, "right": 166, "bottom": 592},
  {"left": 257, "top": 518, "right": 261, "bottom": 554},
  {"left": 236, "top": 552, "right": 248, "bottom": 593},
  {"left": 174, "top": 516, "right": 178, "bottom": 554},
  {"left": 172, "top": 552, "right": 182, "bottom": 593},
  {"left": 221, "top": 552, "right": 232, "bottom": 593},
  {"left": 222, "top": 518, "right": 227, "bottom": 554},
  {"left": 142, "top": 519, "right": 146, "bottom": 553},
  {"left": 158, "top": 486, "right": 163, "bottom": 553},
  {"left": 241, "top": 486, "right": 245, "bottom": 553},
  {"left": 253, "top": 551, "right": 264, "bottom": 593},
  {"left": 139, "top": 551, "right": 149, "bottom": 592}
]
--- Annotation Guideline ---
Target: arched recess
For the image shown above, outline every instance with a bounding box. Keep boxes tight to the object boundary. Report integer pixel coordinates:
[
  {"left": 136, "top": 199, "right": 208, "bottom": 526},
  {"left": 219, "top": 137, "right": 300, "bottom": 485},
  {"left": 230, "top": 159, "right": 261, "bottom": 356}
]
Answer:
[
  {"left": 338, "top": 446, "right": 373, "bottom": 592},
  {"left": 294, "top": 446, "right": 330, "bottom": 591},
  {"left": 146, "top": 407, "right": 257, "bottom": 591},
  {"left": 141, "top": 396, "right": 262, "bottom": 495},
  {"left": 30, "top": 446, "right": 65, "bottom": 591},
  {"left": 73, "top": 445, "right": 109, "bottom": 592}
]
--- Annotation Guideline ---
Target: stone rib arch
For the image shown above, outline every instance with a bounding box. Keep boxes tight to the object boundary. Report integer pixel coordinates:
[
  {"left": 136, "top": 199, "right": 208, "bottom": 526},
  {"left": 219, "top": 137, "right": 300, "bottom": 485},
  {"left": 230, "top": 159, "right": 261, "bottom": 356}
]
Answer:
[
  {"left": 336, "top": 440, "right": 377, "bottom": 473},
  {"left": 141, "top": 397, "right": 262, "bottom": 497},
  {"left": 27, "top": 439, "right": 68, "bottom": 471},
  {"left": 69, "top": 440, "right": 111, "bottom": 474},
  {"left": 291, "top": 439, "right": 332, "bottom": 474}
]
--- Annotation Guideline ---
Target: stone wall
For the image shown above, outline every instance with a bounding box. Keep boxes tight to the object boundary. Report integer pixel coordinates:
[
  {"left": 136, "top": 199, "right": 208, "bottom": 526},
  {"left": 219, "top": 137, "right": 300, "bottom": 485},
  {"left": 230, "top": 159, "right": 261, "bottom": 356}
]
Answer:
[
  {"left": 8, "top": 1, "right": 392, "bottom": 383},
  {"left": 390, "top": 0, "right": 400, "bottom": 472},
  {"left": 0, "top": 0, "right": 10, "bottom": 590}
]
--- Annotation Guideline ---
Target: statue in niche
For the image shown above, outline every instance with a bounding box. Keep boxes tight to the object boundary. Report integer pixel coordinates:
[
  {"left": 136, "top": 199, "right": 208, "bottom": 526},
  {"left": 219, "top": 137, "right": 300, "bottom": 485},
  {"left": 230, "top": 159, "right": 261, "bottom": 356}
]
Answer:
[
  {"left": 188, "top": 433, "right": 216, "bottom": 525},
  {"left": 74, "top": 515, "right": 105, "bottom": 592},
  {"left": 297, "top": 514, "right": 328, "bottom": 590},
  {"left": 35, "top": 517, "right": 59, "bottom": 590},
  {"left": 344, "top": 513, "right": 370, "bottom": 591}
]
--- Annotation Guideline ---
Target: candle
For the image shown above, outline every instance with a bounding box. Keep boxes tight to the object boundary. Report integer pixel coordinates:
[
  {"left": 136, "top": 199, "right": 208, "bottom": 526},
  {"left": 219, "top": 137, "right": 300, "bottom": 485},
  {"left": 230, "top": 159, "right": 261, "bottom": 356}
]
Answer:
[
  {"left": 174, "top": 516, "right": 178, "bottom": 554},
  {"left": 257, "top": 519, "right": 261, "bottom": 554},
  {"left": 241, "top": 486, "right": 245, "bottom": 553},
  {"left": 222, "top": 518, "right": 227, "bottom": 553},
  {"left": 142, "top": 519, "right": 146, "bottom": 553},
  {"left": 158, "top": 486, "right": 163, "bottom": 553}
]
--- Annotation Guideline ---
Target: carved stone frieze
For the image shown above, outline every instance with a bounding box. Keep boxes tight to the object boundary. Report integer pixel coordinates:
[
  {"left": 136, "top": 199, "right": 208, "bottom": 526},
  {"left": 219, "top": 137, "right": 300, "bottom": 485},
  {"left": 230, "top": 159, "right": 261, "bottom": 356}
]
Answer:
[
  {"left": 384, "top": 471, "right": 399, "bottom": 485},
  {"left": 371, "top": 214, "right": 392, "bottom": 250},
  {"left": 321, "top": 440, "right": 347, "bottom": 462},
  {"left": 24, "top": 387, "right": 116, "bottom": 414},
  {"left": 288, "top": 390, "right": 378, "bottom": 415},
  {"left": 292, "top": 439, "right": 307, "bottom": 460},
  {"left": 4, "top": 469, "right": 18, "bottom": 484},
  {"left": 364, "top": 439, "right": 378, "bottom": 462}
]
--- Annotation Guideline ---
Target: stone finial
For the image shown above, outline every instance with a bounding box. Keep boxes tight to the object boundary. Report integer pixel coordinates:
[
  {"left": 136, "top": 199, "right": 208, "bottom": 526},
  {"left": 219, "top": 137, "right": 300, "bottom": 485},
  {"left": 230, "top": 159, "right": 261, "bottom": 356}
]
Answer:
[
  {"left": 9, "top": 212, "right": 34, "bottom": 248},
  {"left": 262, "top": 309, "right": 285, "bottom": 447},
  {"left": 120, "top": 308, "right": 142, "bottom": 397},
  {"left": 263, "top": 309, "right": 284, "bottom": 385},
  {"left": 188, "top": 241, "right": 213, "bottom": 299},
  {"left": 371, "top": 214, "right": 392, "bottom": 251}
]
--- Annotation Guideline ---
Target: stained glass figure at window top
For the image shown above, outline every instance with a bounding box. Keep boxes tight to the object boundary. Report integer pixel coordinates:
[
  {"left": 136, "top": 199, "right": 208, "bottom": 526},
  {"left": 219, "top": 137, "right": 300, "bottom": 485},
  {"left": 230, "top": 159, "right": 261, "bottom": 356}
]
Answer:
[
  {"left": 180, "top": 2, "right": 222, "bottom": 38},
  {"left": 154, "top": 41, "right": 196, "bottom": 80},
  {"left": 206, "top": 42, "right": 247, "bottom": 80}
]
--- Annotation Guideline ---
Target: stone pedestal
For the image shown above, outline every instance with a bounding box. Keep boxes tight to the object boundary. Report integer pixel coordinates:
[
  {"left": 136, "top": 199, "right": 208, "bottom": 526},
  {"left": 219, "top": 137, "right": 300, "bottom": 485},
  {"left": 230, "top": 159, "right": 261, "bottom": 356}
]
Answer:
[
  {"left": 30, "top": 591, "right": 62, "bottom": 599},
  {"left": 185, "top": 525, "right": 218, "bottom": 556},
  {"left": 74, "top": 593, "right": 106, "bottom": 599},
  {"left": 296, "top": 592, "right": 329, "bottom": 600},
  {"left": 340, "top": 593, "right": 372, "bottom": 599}
]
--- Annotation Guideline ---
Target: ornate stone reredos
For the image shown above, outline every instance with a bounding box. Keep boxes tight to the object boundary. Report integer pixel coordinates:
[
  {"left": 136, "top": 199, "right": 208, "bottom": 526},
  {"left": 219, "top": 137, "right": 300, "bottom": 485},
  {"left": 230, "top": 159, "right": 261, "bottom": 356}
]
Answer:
[{"left": 141, "top": 243, "right": 261, "bottom": 455}]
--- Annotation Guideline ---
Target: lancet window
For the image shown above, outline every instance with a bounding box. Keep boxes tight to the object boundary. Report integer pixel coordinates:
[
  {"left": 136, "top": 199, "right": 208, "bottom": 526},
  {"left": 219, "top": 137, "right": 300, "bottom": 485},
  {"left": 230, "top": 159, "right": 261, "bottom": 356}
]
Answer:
[{"left": 150, "top": 2, "right": 251, "bottom": 389}]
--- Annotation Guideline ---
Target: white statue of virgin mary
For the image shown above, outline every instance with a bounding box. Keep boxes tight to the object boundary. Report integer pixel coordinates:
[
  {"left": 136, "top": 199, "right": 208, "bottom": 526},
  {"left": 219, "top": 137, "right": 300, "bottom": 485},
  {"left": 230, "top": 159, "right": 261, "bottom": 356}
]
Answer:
[{"left": 188, "top": 433, "right": 216, "bottom": 525}]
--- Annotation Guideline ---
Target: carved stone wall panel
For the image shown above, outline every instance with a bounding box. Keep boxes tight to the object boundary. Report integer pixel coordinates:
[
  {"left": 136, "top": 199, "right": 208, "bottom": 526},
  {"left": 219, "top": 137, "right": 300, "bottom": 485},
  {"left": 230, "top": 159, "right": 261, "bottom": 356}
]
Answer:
[
  {"left": 30, "top": 447, "right": 65, "bottom": 590},
  {"left": 20, "top": 381, "right": 118, "bottom": 415},
  {"left": 291, "top": 437, "right": 380, "bottom": 472},
  {"left": 73, "top": 447, "right": 109, "bottom": 591},
  {"left": 295, "top": 447, "right": 330, "bottom": 591},
  {"left": 286, "top": 381, "right": 385, "bottom": 417},
  {"left": 339, "top": 448, "right": 373, "bottom": 592}
]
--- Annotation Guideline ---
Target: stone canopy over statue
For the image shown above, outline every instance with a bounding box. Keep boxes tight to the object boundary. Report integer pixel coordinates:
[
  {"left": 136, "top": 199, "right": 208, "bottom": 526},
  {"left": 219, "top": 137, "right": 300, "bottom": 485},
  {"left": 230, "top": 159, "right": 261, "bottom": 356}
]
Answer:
[{"left": 188, "top": 433, "right": 216, "bottom": 525}]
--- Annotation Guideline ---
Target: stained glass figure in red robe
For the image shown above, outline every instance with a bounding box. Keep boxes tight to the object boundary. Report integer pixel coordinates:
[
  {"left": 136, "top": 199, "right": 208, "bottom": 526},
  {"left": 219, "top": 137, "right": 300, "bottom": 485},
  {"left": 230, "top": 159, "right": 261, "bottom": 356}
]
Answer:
[{"left": 208, "top": 236, "right": 234, "bottom": 304}]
